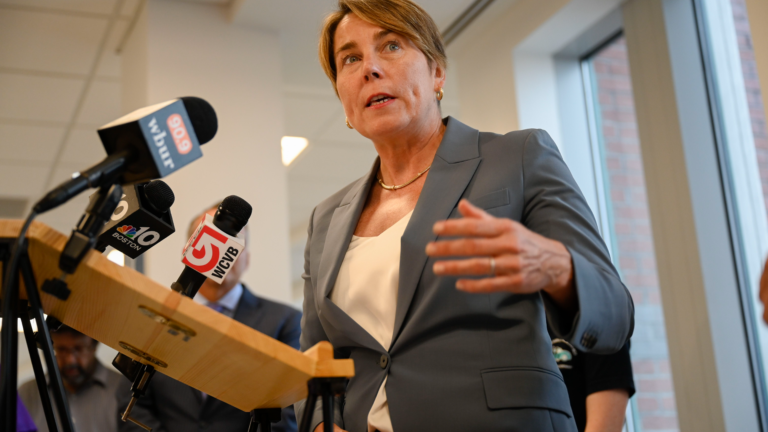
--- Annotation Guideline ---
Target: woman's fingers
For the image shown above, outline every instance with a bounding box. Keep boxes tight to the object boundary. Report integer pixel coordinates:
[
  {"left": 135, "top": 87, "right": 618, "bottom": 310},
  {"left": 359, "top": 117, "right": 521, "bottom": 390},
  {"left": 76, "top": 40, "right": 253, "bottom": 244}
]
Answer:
[
  {"left": 432, "top": 217, "right": 513, "bottom": 238},
  {"left": 427, "top": 236, "right": 517, "bottom": 257},
  {"left": 455, "top": 274, "right": 524, "bottom": 293},
  {"left": 433, "top": 256, "right": 520, "bottom": 276},
  {"left": 431, "top": 200, "right": 510, "bottom": 236},
  {"left": 457, "top": 199, "right": 493, "bottom": 219}
]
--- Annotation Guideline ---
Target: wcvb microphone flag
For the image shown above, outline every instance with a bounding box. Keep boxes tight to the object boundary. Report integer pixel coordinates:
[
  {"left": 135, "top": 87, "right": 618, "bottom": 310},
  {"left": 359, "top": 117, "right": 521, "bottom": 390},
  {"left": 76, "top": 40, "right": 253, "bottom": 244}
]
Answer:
[{"left": 182, "top": 214, "right": 245, "bottom": 281}]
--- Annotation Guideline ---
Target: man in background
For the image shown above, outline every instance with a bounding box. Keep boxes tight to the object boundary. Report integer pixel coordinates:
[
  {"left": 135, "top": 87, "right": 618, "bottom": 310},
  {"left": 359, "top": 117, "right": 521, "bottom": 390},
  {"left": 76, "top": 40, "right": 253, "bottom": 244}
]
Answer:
[
  {"left": 117, "top": 203, "right": 301, "bottom": 432},
  {"left": 18, "top": 325, "right": 122, "bottom": 432}
]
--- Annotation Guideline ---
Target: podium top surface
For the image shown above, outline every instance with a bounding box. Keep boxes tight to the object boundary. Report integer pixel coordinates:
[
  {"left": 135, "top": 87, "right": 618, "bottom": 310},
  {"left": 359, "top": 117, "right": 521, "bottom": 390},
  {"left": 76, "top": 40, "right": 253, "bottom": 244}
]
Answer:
[{"left": 0, "top": 219, "right": 353, "bottom": 411}]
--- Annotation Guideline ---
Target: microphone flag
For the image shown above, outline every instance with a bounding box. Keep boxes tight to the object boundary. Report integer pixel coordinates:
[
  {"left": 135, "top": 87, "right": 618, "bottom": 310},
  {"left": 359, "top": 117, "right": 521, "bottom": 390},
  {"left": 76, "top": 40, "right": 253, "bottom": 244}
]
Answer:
[
  {"left": 93, "top": 183, "right": 175, "bottom": 258},
  {"left": 98, "top": 99, "right": 204, "bottom": 183},
  {"left": 181, "top": 214, "right": 245, "bottom": 282}
]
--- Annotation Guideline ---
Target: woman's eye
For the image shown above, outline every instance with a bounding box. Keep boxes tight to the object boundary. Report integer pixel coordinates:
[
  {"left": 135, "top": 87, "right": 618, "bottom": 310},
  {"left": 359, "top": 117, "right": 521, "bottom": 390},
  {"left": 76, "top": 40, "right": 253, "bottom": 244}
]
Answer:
[
  {"left": 344, "top": 56, "right": 359, "bottom": 65},
  {"left": 387, "top": 42, "right": 400, "bottom": 51}
]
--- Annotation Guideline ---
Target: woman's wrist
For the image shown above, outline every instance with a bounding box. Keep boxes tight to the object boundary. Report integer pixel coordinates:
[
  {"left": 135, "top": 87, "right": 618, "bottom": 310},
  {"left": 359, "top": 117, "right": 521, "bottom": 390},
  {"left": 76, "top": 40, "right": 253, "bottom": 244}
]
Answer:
[{"left": 541, "top": 241, "right": 576, "bottom": 312}]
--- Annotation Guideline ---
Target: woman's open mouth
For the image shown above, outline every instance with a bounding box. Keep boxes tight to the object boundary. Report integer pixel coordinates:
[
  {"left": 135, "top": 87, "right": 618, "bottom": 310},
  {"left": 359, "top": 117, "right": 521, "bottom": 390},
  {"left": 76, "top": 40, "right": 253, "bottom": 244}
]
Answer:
[{"left": 366, "top": 94, "right": 396, "bottom": 108}]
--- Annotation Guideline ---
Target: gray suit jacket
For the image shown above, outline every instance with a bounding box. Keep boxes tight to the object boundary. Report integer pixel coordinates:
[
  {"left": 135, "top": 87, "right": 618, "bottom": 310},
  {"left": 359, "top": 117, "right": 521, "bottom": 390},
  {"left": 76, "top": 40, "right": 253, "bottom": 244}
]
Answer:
[
  {"left": 117, "top": 287, "right": 302, "bottom": 432},
  {"left": 297, "top": 117, "right": 634, "bottom": 432}
]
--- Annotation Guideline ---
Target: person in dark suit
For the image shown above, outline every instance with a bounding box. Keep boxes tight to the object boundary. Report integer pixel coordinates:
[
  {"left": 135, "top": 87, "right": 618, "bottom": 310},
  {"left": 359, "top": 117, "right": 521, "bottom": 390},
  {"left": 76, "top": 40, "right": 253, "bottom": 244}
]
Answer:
[
  {"left": 296, "top": 1, "right": 634, "bottom": 431},
  {"left": 117, "top": 204, "right": 301, "bottom": 432},
  {"left": 551, "top": 337, "right": 635, "bottom": 432}
]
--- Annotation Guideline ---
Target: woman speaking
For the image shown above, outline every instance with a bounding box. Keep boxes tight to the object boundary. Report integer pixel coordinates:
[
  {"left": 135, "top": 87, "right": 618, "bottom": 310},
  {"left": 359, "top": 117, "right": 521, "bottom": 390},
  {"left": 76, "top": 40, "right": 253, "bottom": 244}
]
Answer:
[{"left": 296, "top": 1, "right": 634, "bottom": 431}]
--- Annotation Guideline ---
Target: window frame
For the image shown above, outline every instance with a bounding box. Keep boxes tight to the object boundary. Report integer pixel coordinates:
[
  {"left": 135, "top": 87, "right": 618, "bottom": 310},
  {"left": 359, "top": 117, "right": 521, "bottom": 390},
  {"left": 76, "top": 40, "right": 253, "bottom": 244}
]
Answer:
[{"left": 452, "top": 0, "right": 768, "bottom": 429}]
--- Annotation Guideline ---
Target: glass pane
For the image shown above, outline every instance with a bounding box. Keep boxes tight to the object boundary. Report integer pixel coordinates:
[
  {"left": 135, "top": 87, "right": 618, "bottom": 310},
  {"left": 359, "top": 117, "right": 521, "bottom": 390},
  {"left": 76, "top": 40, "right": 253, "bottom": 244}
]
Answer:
[
  {"left": 699, "top": 0, "right": 768, "bottom": 408},
  {"left": 585, "top": 36, "right": 680, "bottom": 432}
]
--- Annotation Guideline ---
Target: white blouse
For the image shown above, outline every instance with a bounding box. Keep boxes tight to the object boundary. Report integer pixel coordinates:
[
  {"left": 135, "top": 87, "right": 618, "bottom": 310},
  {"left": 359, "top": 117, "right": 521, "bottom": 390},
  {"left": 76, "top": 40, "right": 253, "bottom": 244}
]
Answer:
[{"left": 330, "top": 210, "right": 413, "bottom": 432}]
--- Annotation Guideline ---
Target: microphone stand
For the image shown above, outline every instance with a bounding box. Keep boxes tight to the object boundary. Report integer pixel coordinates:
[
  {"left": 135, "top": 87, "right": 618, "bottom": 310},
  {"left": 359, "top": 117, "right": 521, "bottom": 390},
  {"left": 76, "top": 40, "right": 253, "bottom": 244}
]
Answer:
[
  {"left": 0, "top": 235, "right": 75, "bottom": 432},
  {"left": 0, "top": 182, "right": 123, "bottom": 432}
]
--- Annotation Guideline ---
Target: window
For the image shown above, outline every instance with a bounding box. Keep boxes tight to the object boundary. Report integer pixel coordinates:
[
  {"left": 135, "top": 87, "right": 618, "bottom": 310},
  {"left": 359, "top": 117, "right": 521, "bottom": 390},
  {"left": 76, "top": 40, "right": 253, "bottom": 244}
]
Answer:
[
  {"left": 583, "top": 35, "right": 680, "bottom": 432},
  {"left": 698, "top": 0, "right": 768, "bottom": 419}
]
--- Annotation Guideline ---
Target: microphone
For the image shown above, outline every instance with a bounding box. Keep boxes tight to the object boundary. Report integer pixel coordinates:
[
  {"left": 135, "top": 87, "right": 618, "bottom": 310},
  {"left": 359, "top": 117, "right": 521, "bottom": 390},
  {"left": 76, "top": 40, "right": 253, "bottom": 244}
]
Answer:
[
  {"left": 113, "top": 196, "right": 250, "bottom": 429},
  {"left": 95, "top": 180, "right": 176, "bottom": 258},
  {"left": 34, "top": 97, "right": 217, "bottom": 213},
  {"left": 171, "top": 196, "right": 252, "bottom": 298}
]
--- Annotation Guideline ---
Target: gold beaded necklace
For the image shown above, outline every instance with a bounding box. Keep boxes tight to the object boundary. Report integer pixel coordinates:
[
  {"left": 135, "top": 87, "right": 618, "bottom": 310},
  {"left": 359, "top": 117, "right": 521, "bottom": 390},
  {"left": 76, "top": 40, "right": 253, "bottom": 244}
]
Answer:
[{"left": 377, "top": 165, "right": 432, "bottom": 191}]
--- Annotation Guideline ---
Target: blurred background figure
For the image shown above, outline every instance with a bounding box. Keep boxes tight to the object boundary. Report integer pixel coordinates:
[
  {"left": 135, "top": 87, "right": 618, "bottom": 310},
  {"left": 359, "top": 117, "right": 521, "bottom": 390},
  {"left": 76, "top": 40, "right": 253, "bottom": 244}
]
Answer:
[
  {"left": 552, "top": 336, "right": 635, "bottom": 432},
  {"left": 17, "top": 392, "right": 38, "bottom": 432},
  {"left": 116, "top": 203, "right": 301, "bottom": 432},
  {"left": 18, "top": 325, "right": 121, "bottom": 432}
]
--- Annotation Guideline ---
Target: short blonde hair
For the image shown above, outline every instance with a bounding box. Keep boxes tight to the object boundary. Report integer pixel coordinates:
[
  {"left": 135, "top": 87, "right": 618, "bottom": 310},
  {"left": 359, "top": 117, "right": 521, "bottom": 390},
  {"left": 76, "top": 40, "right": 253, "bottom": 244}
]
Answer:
[{"left": 319, "top": 0, "right": 447, "bottom": 95}]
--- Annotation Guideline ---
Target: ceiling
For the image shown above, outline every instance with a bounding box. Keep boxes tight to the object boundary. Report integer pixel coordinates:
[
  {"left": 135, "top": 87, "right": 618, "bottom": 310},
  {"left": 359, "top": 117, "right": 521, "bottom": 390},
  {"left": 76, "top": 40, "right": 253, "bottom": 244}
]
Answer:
[{"left": 0, "top": 0, "right": 139, "bottom": 226}]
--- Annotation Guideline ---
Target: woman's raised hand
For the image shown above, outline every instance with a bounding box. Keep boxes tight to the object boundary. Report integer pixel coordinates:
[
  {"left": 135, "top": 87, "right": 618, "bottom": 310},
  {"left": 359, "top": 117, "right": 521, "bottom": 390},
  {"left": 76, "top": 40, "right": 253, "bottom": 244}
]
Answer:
[{"left": 426, "top": 199, "right": 575, "bottom": 308}]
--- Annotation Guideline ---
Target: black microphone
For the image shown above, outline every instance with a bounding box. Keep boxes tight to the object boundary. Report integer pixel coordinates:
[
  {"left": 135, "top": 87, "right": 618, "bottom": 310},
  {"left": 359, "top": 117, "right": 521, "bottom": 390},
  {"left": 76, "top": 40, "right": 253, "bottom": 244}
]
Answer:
[
  {"left": 34, "top": 97, "right": 218, "bottom": 213},
  {"left": 57, "top": 184, "right": 124, "bottom": 276},
  {"left": 95, "top": 180, "right": 176, "bottom": 258},
  {"left": 171, "top": 196, "right": 253, "bottom": 298}
]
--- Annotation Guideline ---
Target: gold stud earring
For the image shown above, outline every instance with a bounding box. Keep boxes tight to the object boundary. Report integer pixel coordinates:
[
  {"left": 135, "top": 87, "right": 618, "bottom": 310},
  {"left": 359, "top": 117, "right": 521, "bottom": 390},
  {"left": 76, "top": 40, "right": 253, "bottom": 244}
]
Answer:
[
  {"left": 346, "top": 117, "right": 353, "bottom": 129},
  {"left": 436, "top": 88, "right": 444, "bottom": 101}
]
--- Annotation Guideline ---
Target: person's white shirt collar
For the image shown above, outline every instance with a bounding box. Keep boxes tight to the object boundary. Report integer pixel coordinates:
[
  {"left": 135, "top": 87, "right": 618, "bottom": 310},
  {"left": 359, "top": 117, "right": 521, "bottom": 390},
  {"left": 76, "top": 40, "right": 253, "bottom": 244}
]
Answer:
[{"left": 193, "top": 283, "right": 243, "bottom": 312}]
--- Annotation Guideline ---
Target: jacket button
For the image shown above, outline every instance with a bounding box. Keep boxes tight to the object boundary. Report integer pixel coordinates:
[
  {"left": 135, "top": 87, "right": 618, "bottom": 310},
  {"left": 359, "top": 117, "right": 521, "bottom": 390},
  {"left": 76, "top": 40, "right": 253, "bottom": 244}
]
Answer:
[
  {"left": 379, "top": 354, "right": 389, "bottom": 369},
  {"left": 581, "top": 332, "right": 597, "bottom": 349}
]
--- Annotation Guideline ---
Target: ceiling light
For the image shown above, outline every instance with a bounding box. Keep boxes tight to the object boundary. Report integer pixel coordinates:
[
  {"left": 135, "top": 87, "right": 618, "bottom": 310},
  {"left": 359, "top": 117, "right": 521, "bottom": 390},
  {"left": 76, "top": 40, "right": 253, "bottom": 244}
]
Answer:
[
  {"left": 107, "top": 250, "right": 125, "bottom": 266},
  {"left": 281, "top": 136, "right": 309, "bottom": 166}
]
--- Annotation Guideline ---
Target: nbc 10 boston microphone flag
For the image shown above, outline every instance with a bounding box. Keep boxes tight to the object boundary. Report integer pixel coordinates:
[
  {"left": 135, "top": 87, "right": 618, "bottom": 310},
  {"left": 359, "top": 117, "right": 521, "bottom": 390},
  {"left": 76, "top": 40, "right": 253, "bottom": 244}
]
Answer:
[{"left": 94, "top": 182, "right": 175, "bottom": 258}]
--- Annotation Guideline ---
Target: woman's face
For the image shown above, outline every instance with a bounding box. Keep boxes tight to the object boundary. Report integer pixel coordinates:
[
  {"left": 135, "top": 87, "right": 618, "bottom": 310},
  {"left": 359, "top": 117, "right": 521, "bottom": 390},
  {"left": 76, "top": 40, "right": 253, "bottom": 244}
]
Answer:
[{"left": 333, "top": 13, "right": 445, "bottom": 141}]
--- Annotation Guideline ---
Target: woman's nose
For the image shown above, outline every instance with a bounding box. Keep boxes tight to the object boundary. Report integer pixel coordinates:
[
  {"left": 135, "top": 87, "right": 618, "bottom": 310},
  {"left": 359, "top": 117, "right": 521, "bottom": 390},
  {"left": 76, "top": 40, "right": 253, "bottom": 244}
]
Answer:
[{"left": 363, "top": 58, "right": 383, "bottom": 81}]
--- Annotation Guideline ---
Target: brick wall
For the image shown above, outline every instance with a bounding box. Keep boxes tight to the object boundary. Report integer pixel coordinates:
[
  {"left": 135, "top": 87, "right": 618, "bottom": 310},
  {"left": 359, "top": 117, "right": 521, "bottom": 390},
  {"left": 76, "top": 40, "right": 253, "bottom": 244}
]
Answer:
[{"left": 591, "top": 37, "right": 679, "bottom": 432}]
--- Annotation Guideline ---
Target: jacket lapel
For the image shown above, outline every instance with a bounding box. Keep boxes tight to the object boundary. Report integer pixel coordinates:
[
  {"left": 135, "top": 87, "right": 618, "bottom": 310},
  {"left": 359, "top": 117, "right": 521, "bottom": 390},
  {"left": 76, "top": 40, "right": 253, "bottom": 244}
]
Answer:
[
  {"left": 232, "top": 286, "right": 259, "bottom": 328},
  {"left": 316, "top": 161, "right": 377, "bottom": 300},
  {"left": 392, "top": 117, "right": 481, "bottom": 346},
  {"left": 314, "top": 160, "right": 383, "bottom": 350}
]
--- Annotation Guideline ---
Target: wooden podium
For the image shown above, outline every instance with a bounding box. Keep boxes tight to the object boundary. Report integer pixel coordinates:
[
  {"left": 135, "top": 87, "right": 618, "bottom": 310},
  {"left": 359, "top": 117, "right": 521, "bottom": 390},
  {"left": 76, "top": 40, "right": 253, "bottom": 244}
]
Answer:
[{"left": 0, "top": 219, "right": 353, "bottom": 414}]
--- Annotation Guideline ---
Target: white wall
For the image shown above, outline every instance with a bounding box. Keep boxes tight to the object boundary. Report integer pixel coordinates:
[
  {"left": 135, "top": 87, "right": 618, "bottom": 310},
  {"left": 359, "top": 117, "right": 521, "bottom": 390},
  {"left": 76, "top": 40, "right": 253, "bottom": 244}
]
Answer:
[
  {"left": 513, "top": 52, "right": 563, "bottom": 145},
  {"left": 123, "top": 1, "right": 292, "bottom": 303},
  {"left": 449, "top": 0, "right": 623, "bottom": 234},
  {"left": 447, "top": 0, "right": 571, "bottom": 134}
]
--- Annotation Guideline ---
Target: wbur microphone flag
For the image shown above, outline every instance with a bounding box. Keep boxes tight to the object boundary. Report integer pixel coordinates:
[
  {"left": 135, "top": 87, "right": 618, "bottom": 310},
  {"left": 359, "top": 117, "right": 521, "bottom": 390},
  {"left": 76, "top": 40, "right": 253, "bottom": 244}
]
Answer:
[
  {"left": 181, "top": 214, "right": 245, "bottom": 281},
  {"left": 35, "top": 97, "right": 217, "bottom": 213},
  {"left": 98, "top": 99, "right": 204, "bottom": 182}
]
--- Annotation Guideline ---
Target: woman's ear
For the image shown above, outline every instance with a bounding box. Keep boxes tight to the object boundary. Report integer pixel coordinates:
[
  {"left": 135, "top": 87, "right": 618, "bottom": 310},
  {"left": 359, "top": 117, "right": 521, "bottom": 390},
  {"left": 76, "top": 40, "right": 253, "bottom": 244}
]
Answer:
[{"left": 434, "top": 64, "right": 446, "bottom": 91}]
